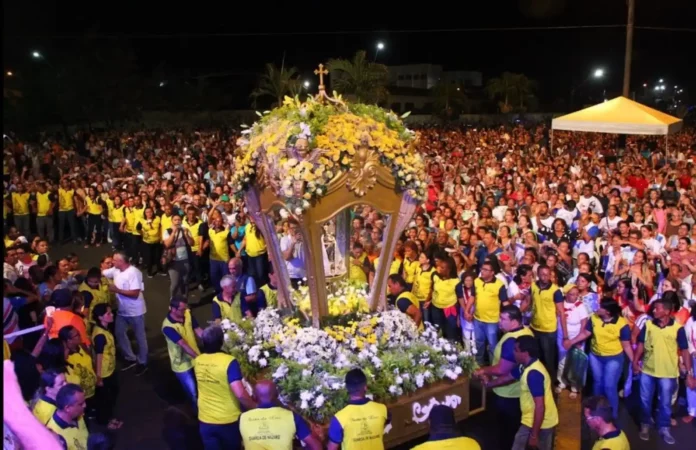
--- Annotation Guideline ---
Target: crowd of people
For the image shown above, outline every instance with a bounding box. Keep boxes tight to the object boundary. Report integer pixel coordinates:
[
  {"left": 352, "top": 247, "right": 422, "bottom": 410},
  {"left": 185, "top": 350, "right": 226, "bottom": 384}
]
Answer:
[{"left": 3, "top": 122, "right": 696, "bottom": 449}]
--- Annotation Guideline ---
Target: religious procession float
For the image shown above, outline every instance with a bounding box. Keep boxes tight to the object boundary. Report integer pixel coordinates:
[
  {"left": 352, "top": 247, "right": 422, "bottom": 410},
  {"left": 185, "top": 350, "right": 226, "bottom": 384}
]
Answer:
[{"left": 224, "top": 64, "right": 484, "bottom": 447}]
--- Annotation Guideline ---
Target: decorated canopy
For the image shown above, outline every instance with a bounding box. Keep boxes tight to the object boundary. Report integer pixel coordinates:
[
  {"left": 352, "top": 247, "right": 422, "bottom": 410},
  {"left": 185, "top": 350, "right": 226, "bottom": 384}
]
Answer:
[
  {"left": 551, "top": 96, "right": 683, "bottom": 135},
  {"left": 232, "top": 64, "right": 427, "bottom": 327}
]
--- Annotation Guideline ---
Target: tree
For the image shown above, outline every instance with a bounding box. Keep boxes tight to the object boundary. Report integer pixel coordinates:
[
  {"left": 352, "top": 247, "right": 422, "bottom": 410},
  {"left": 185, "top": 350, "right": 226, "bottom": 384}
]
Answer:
[
  {"left": 431, "top": 82, "right": 469, "bottom": 118},
  {"left": 486, "top": 72, "right": 517, "bottom": 113},
  {"left": 486, "top": 72, "right": 537, "bottom": 113},
  {"left": 250, "top": 63, "right": 299, "bottom": 108},
  {"left": 327, "top": 50, "right": 389, "bottom": 104}
]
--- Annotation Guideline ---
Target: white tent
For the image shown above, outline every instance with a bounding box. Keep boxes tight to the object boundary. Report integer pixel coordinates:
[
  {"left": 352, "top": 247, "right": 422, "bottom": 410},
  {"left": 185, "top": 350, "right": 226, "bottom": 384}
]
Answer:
[{"left": 551, "top": 96, "right": 683, "bottom": 135}]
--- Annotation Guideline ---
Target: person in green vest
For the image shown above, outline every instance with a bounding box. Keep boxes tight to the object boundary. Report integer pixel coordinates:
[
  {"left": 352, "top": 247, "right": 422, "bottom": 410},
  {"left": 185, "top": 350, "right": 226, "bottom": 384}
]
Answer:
[
  {"left": 633, "top": 298, "right": 695, "bottom": 445},
  {"left": 257, "top": 268, "right": 278, "bottom": 309},
  {"left": 410, "top": 404, "right": 481, "bottom": 450},
  {"left": 583, "top": 396, "right": 630, "bottom": 450},
  {"left": 240, "top": 379, "right": 321, "bottom": 450},
  {"left": 46, "top": 383, "right": 89, "bottom": 450},
  {"left": 484, "top": 335, "right": 559, "bottom": 450},
  {"left": 387, "top": 274, "right": 422, "bottom": 329},
  {"left": 195, "top": 325, "right": 256, "bottom": 450},
  {"left": 474, "top": 305, "right": 533, "bottom": 450},
  {"left": 162, "top": 296, "right": 203, "bottom": 410},
  {"left": 328, "top": 368, "right": 390, "bottom": 450},
  {"left": 91, "top": 304, "right": 122, "bottom": 429},
  {"left": 212, "top": 275, "right": 243, "bottom": 324}
]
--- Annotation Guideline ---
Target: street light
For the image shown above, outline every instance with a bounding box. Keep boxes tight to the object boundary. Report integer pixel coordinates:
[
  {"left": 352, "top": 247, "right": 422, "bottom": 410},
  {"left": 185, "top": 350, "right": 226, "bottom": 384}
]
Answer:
[
  {"left": 643, "top": 83, "right": 647, "bottom": 87},
  {"left": 32, "top": 51, "right": 42, "bottom": 59},
  {"left": 570, "top": 67, "right": 605, "bottom": 108},
  {"left": 304, "top": 80, "right": 310, "bottom": 88},
  {"left": 159, "top": 81, "right": 166, "bottom": 87},
  {"left": 6, "top": 71, "right": 12, "bottom": 76},
  {"left": 593, "top": 68, "right": 604, "bottom": 78},
  {"left": 659, "top": 78, "right": 664, "bottom": 83},
  {"left": 374, "top": 41, "right": 385, "bottom": 62}
]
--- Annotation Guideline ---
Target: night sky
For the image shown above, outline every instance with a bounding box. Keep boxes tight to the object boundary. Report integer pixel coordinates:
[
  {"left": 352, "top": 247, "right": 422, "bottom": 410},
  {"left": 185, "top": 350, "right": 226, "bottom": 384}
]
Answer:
[{"left": 4, "top": 0, "right": 695, "bottom": 105}]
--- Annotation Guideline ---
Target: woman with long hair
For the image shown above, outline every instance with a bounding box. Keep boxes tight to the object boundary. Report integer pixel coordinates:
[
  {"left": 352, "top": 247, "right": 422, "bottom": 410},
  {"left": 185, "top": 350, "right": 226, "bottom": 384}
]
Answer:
[
  {"left": 428, "top": 256, "right": 463, "bottom": 341},
  {"left": 138, "top": 206, "right": 162, "bottom": 278},
  {"left": 563, "top": 298, "right": 634, "bottom": 419},
  {"left": 556, "top": 285, "right": 589, "bottom": 398},
  {"left": 459, "top": 271, "right": 476, "bottom": 350},
  {"left": 241, "top": 218, "right": 269, "bottom": 287},
  {"left": 576, "top": 273, "right": 600, "bottom": 315},
  {"left": 412, "top": 251, "right": 435, "bottom": 324}
]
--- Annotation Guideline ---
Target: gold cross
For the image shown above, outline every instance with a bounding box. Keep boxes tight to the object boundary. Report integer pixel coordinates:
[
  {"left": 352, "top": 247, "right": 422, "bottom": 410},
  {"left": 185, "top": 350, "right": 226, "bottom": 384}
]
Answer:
[{"left": 314, "top": 63, "right": 329, "bottom": 88}]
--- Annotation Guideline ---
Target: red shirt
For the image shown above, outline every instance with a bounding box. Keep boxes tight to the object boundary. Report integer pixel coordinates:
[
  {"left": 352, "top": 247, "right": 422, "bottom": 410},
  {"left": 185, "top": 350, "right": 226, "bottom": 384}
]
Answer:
[{"left": 627, "top": 175, "right": 649, "bottom": 198}]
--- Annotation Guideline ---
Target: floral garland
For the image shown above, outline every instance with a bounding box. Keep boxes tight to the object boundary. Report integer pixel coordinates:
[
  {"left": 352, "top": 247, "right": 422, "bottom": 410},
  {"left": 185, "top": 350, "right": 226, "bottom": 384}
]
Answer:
[
  {"left": 232, "top": 95, "right": 427, "bottom": 214},
  {"left": 220, "top": 307, "right": 477, "bottom": 423}
]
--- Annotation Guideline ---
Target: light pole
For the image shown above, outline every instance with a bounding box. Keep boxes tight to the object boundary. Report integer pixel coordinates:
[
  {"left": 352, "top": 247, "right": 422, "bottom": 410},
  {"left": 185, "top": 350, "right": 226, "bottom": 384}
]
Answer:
[
  {"left": 570, "top": 67, "right": 604, "bottom": 109},
  {"left": 374, "top": 42, "right": 385, "bottom": 62}
]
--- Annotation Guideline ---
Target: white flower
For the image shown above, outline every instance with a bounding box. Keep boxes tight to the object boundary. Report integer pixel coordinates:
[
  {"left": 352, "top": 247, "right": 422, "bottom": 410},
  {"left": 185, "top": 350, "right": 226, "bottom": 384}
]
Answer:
[
  {"left": 316, "top": 188, "right": 323, "bottom": 195},
  {"left": 314, "top": 394, "right": 325, "bottom": 408},
  {"left": 454, "top": 366, "right": 463, "bottom": 375},
  {"left": 287, "top": 158, "right": 298, "bottom": 167},
  {"left": 388, "top": 385, "right": 399, "bottom": 395},
  {"left": 395, "top": 375, "right": 403, "bottom": 385},
  {"left": 258, "top": 358, "right": 267, "bottom": 368},
  {"left": 272, "top": 364, "right": 289, "bottom": 379},
  {"left": 300, "top": 400, "right": 309, "bottom": 410},
  {"left": 294, "top": 207, "right": 303, "bottom": 215},
  {"left": 302, "top": 369, "right": 312, "bottom": 377},
  {"left": 263, "top": 351, "right": 270, "bottom": 358},
  {"left": 444, "top": 369, "right": 458, "bottom": 380},
  {"left": 415, "top": 373, "right": 425, "bottom": 388},
  {"left": 371, "top": 356, "right": 382, "bottom": 368},
  {"left": 300, "top": 391, "right": 314, "bottom": 402}
]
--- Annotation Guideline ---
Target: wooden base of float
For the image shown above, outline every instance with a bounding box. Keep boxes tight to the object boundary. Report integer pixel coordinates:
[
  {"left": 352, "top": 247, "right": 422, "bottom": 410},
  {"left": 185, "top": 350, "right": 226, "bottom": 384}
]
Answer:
[{"left": 309, "top": 376, "right": 486, "bottom": 448}]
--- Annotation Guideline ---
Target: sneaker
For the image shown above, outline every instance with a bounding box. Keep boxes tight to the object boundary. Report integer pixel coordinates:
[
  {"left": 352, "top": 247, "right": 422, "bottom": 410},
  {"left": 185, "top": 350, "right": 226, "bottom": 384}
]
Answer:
[
  {"left": 639, "top": 424, "right": 650, "bottom": 441},
  {"left": 135, "top": 364, "right": 148, "bottom": 377},
  {"left": 121, "top": 360, "right": 138, "bottom": 371},
  {"left": 658, "top": 427, "right": 676, "bottom": 445},
  {"left": 147, "top": 274, "right": 154, "bottom": 279},
  {"left": 159, "top": 272, "right": 168, "bottom": 277}
]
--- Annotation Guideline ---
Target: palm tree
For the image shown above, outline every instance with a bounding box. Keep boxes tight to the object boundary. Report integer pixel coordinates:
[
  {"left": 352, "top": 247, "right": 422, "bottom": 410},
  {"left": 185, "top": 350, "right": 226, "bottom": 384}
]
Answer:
[
  {"left": 486, "top": 72, "right": 517, "bottom": 113},
  {"left": 511, "top": 73, "right": 537, "bottom": 111},
  {"left": 431, "top": 82, "right": 468, "bottom": 118},
  {"left": 327, "top": 50, "right": 389, "bottom": 104},
  {"left": 250, "top": 63, "right": 299, "bottom": 108}
]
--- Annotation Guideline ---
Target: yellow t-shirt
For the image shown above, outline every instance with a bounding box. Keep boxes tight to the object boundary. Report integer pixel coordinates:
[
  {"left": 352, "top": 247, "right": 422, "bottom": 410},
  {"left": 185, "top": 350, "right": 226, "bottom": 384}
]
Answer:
[
  {"left": 46, "top": 413, "right": 89, "bottom": 450},
  {"left": 519, "top": 360, "right": 558, "bottom": 430},
  {"left": 333, "top": 401, "right": 388, "bottom": 450},
  {"left": 11, "top": 192, "right": 30, "bottom": 215},
  {"left": 240, "top": 406, "right": 299, "bottom": 450},
  {"left": 32, "top": 397, "right": 57, "bottom": 425},
  {"left": 591, "top": 430, "right": 630, "bottom": 450},
  {"left": 66, "top": 347, "right": 97, "bottom": 399},
  {"left": 411, "top": 436, "right": 481, "bottom": 450},
  {"left": 209, "top": 227, "right": 231, "bottom": 262},
  {"left": 195, "top": 353, "right": 242, "bottom": 424},
  {"left": 139, "top": 217, "right": 162, "bottom": 244},
  {"left": 473, "top": 278, "right": 506, "bottom": 323},
  {"left": 58, "top": 189, "right": 75, "bottom": 212},
  {"left": 85, "top": 197, "right": 103, "bottom": 215},
  {"left": 36, "top": 192, "right": 53, "bottom": 216},
  {"left": 92, "top": 325, "right": 116, "bottom": 378}
]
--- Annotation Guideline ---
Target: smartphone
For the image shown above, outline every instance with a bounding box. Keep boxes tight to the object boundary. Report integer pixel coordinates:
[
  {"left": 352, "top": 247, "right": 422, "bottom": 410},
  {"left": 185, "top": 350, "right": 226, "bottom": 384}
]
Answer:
[{"left": 45, "top": 306, "right": 56, "bottom": 317}]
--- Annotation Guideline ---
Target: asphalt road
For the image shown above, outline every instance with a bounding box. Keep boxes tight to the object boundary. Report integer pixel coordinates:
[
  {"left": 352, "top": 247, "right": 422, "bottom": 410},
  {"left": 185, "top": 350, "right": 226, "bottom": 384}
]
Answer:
[{"left": 56, "top": 243, "right": 696, "bottom": 449}]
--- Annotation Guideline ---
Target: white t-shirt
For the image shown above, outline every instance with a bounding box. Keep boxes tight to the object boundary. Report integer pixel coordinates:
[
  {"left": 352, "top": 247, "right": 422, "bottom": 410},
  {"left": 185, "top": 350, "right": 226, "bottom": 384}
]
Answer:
[
  {"left": 577, "top": 196, "right": 604, "bottom": 214},
  {"left": 562, "top": 300, "right": 589, "bottom": 339},
  {"left": 103, "top": 266, "right": 146, "bottom": 317},
  {"left": 599, "top": 216, "right": 621, "bottom": 232},
  {"left": 555, "top": 208, "right": 577, "bottom": 228},
  {"left": 279, "top": 234, "right": 306, "bottom": 279}
]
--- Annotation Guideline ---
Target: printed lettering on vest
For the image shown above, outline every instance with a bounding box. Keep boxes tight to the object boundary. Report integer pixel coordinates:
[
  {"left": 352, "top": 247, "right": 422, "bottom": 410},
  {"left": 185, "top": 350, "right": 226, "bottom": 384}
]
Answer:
[{"left": 411, "top": 395, "right": 462, "bottom": 423}]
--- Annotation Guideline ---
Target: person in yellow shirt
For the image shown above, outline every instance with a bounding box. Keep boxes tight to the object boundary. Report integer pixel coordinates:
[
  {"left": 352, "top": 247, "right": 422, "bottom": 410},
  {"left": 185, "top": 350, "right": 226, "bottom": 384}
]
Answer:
[
  {"left": 31, "top": 369, "right": 67, "bottom": 425},
  {"left": 11, "top": 183, "right": 31, "bottom": 238},
  {"left": 31, "top": 182, "right": 56, "bottom": 243},
  {"left": 137, "top": 207, "right": 162, "bottom": 277},
  {"left": 195, "top": 325, "right": 256, "bottom": 450},
  {"left": 240, "top": 219, "right": 269, "bottom": 287},
  {"left": 58, "top": 325, "right": 97, "bottom": 415},
  {"left": 583, "top": 396, "right": 630, "bottom": 450},
  {"left": 80, "top": 187, "right": 105, "bottom": 248},
  {"left": 46, "top": 384, "right": 89, "bottom": 450},
  {"left": 633, "top": 298, "right": 694, "bottom": 445},
  {"left": 467, "top": 261, "right": 507, "bottom": 361},
  {"left": 563, "top": 299, "right": 634, "bottom": 423},
  {"left": 530, "top": 265, "right": 567, "bottom": 384},
  {"left": 104, "top": 194, "right": 125, "bottom": 251},
  {"left": 429, "top": 256, "right": 465, "bottom": 341},
  {"left": 401, "top": 241, "right": 420, "bottom": 291},
  {"left": 240, "top": 379, "right": 321, "bottom": 450},
  {"left": 412, "top": 251, "right": 435, "bottom": 323},
  {"left": 183, "top": 206, "right": 204, "bottom": 289},
  {"left": 387, "top": 274, "right": 422, "bottom": 329},
  {"left": 328, "top": 368, "right": 389, "bottom": 450},
  {"left": 349, "top": 242, "right": 373, "bottom": 289},
  {"left": 121, "top": 197, "right": 141, "bottom": 264},
  {"left": 163, "top": 296, "right": 203, "bottom": 409},
  {"left": 485, "top": 335, "right": 559, "bottom": 450},
  {"left": 91, "top": 304, "right": 121, "bottom": 428},
  {"left": 204, "top": 213, "right": 232, "bottom": 295},
  {"left": 57, "top": 178, "right": 79, "bottom": 244},
  {"left": 410, "top": 405, "right": 481, "bottom": 450},
  {"left": 473, "top": 305, "right": 533, "bottom": 450}
]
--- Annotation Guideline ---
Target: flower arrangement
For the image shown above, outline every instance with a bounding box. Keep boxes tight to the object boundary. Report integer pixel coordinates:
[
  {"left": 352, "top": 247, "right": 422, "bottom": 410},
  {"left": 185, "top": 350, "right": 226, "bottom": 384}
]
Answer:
[
  {"left": 294, "top": 280, "right": 370, "bottom": 322},
  {"left": 232, "top": 94, "right": 427, "bottom": 214},
  {"left": 220, "top": 307, "right": 477, "bottom": 423}
]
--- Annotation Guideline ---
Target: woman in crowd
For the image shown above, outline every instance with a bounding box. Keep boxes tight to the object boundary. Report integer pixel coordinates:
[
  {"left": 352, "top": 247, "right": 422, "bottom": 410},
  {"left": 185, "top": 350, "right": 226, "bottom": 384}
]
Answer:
[
  {"left": 556, "top": 285, "right": 589, "bottom": 398},
  {"left": 31, "top": 369, "right": 67, "bottom": 425},
  {"left": 138, "top": 206, "right": 163, "bottom": 278},
  {"left": 429, "top": 256, "right": 463, "bottom": 341},
  {"left": 563, "top": 299, "right": 634, "bottom": 418}
]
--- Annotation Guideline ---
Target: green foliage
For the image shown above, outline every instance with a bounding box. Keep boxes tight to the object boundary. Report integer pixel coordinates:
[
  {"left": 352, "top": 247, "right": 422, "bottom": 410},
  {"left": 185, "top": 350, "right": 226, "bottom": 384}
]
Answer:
[
  {"left": 486, "top": 72, "right": 538, "bottom": 113},
  {"left": 327, "top": 51, "right": 390, "bottom": 104},
  {"left": 250, "top": 63, "right": 300, "bottom": 108}
]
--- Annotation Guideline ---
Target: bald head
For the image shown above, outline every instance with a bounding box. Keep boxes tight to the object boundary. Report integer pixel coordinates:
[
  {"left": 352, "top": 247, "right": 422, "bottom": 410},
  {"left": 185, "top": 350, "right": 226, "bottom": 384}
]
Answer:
[{"left": 254, "top": 380, "right": 278, "bottom": 404}]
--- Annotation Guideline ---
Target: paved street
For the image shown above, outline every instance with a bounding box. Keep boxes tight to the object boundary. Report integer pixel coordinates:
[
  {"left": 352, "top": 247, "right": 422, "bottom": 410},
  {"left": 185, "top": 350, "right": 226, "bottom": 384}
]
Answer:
[{"left": 57, "top": 244, "right": 696, "bottom": 449}]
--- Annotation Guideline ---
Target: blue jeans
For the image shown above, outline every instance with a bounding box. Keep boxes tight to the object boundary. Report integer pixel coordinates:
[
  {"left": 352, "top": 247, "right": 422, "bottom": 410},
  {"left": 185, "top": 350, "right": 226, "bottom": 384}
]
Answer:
[
  {"left": 209, "top": 260, "right": 229, "bottom": 295},
  {"left": 175, "top": 369, "right": 198, "bottom": 411},
  {"left": 114, "top": 314, "right": 148, "bottom": 365},
  {"left": 199, "top": 421, "right": 241, "bottom": 450},
  {"left": 589, "top": 352, "right": 624, "bottom": 419},
  {"left": 474, "top": 319, "right": 499, "bottom": 365},
  {"left": 640, "top": 373, "right": 677, "bottom": 428}
]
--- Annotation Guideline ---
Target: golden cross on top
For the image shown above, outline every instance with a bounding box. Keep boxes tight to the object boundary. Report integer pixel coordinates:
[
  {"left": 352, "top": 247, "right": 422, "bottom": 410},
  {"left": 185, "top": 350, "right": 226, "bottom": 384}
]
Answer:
[{"left": 314, "top": 63, "right": 329, "bottom": 88}]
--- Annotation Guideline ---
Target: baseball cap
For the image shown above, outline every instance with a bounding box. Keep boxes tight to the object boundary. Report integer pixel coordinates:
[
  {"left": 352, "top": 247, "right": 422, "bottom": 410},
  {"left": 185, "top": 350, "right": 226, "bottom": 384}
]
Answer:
[
  {"left": 220, "top": 194, "right": 230, "bottom": 202},
  {"left": 50, "top": 289, "right": 73, "bottom": 308}
]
